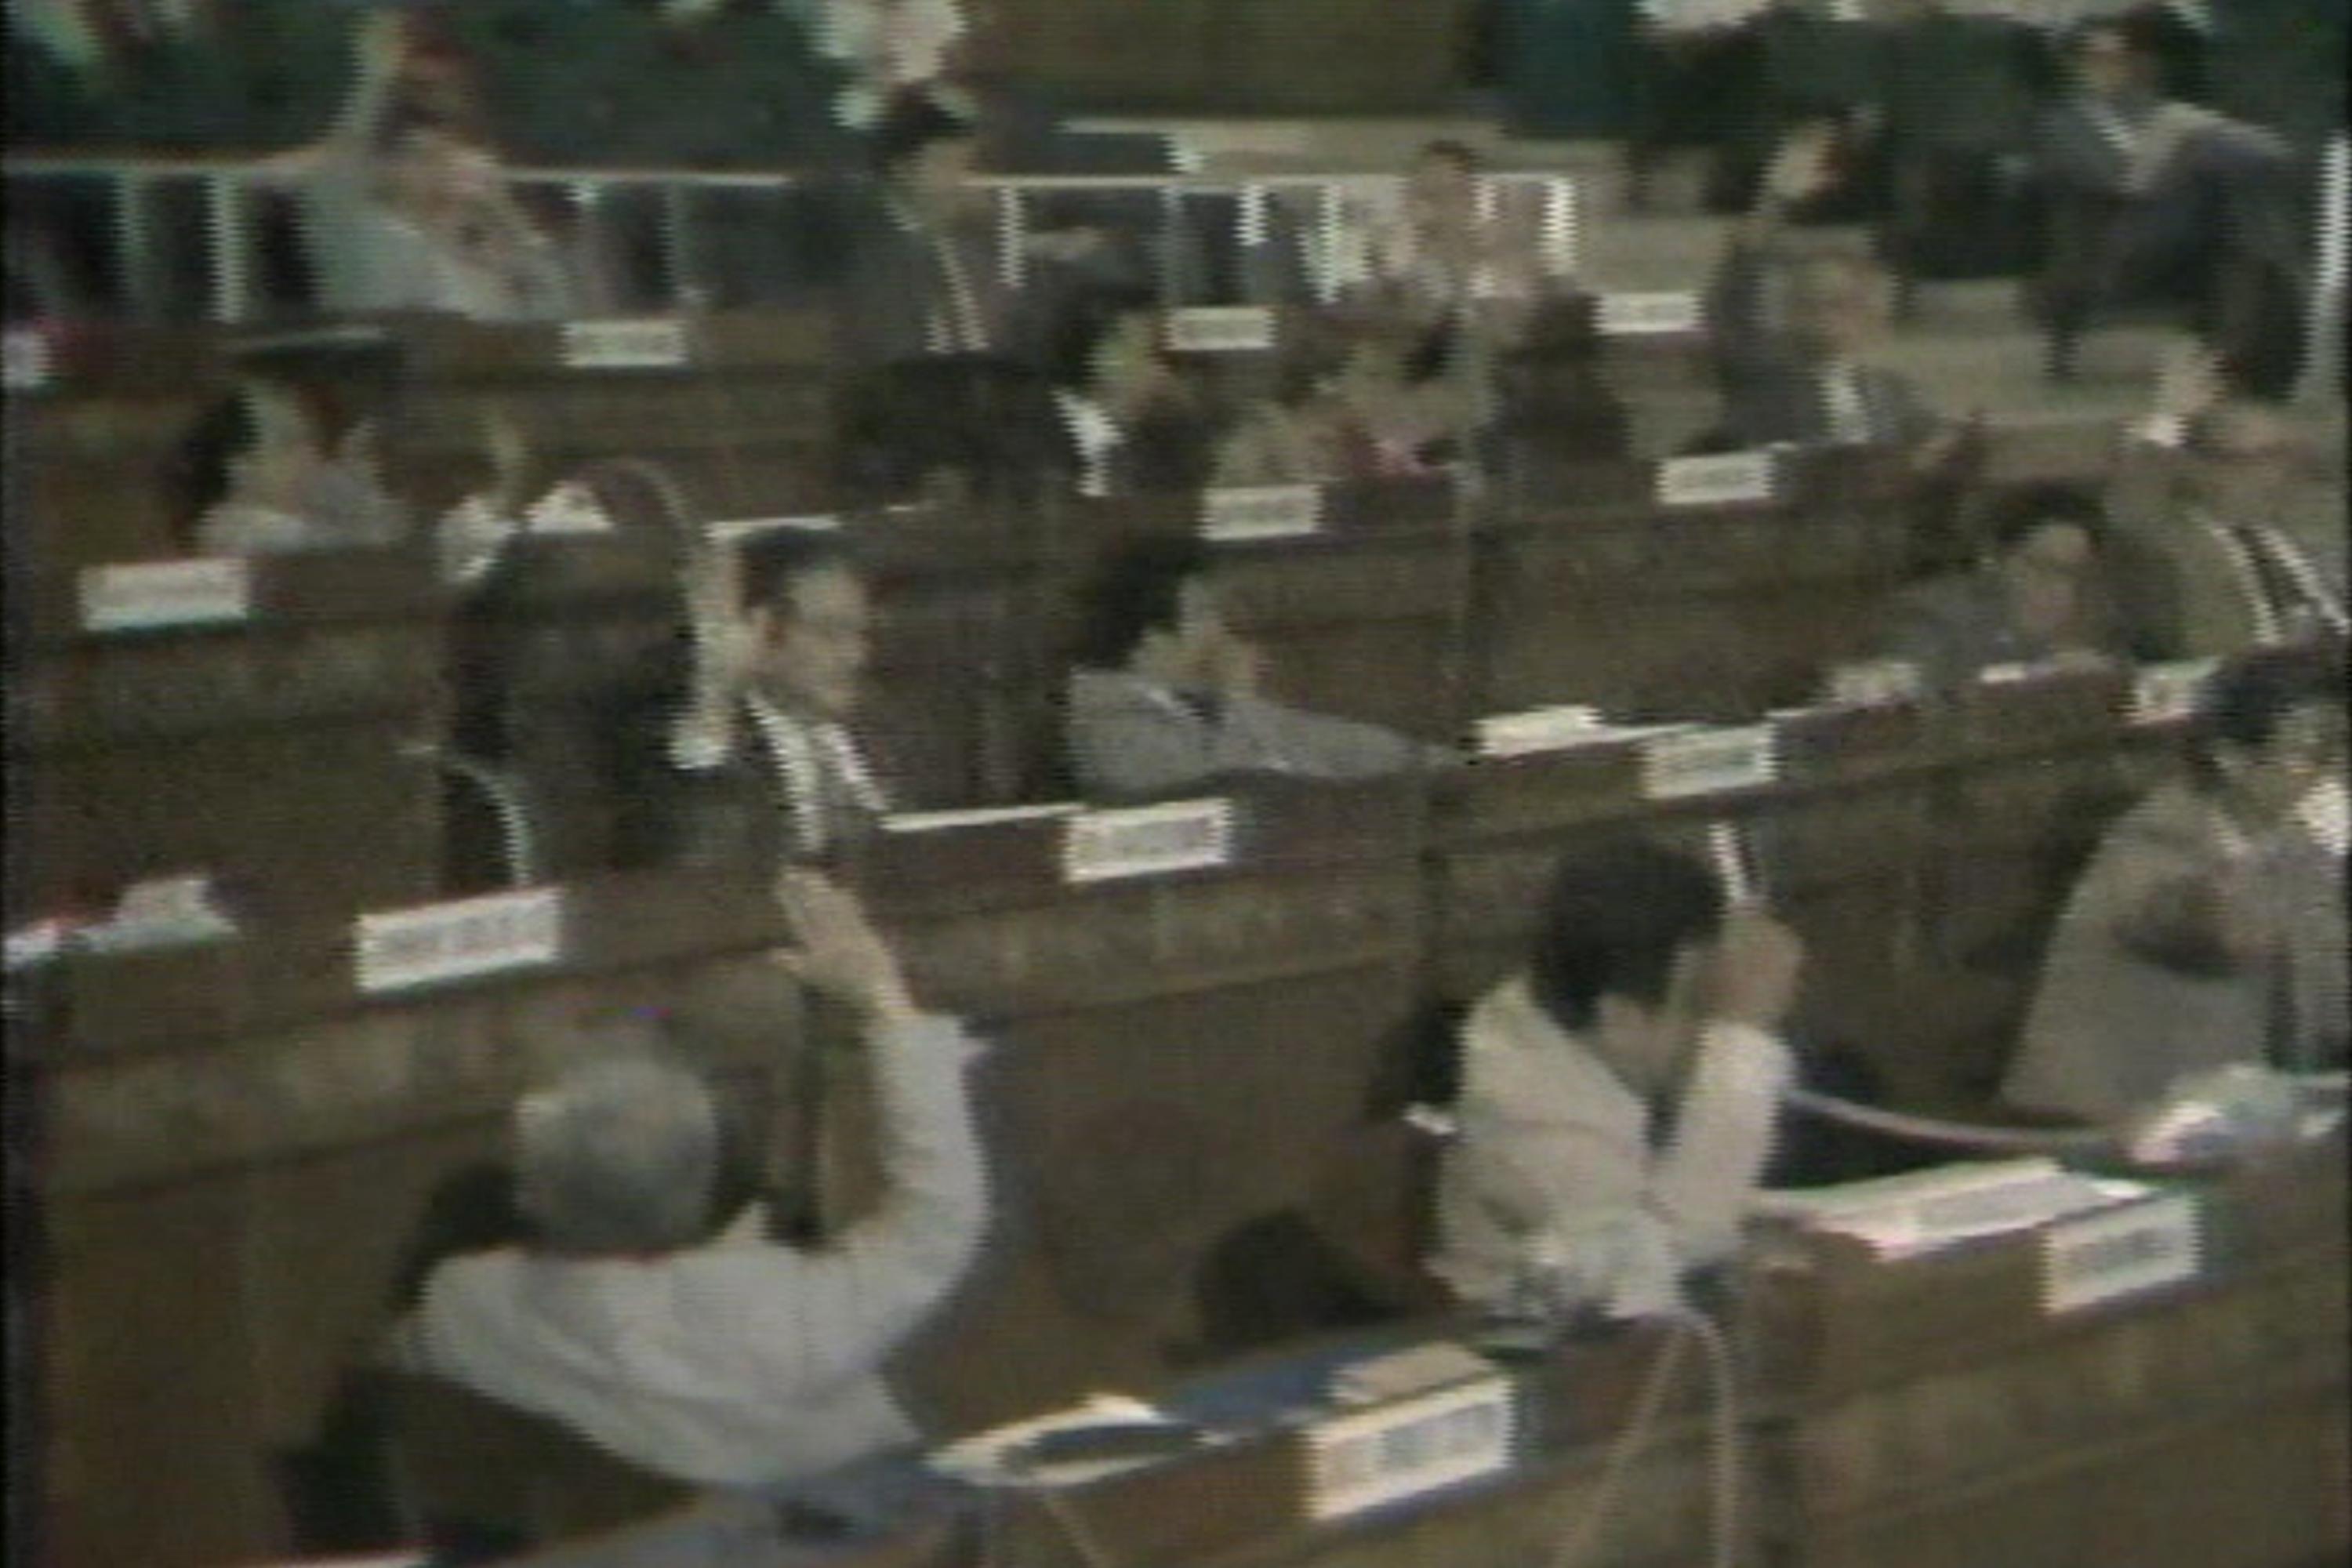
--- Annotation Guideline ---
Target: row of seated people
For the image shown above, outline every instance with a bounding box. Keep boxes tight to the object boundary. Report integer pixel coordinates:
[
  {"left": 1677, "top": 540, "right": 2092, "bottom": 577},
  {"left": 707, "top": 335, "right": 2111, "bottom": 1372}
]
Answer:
[
  {"left": 5, "top": 0, "right": 970, "bottom": 159},
  {"left": 298, "top": 635, "right": 2341, "bottom": 1559}
]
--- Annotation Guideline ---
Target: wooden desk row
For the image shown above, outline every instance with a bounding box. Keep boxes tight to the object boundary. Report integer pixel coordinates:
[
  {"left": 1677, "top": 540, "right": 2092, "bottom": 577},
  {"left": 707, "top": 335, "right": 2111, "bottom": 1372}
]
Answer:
[
  {"left": 500, "top": 1141, "right": 2348, "bottom": 1568},
  {"left": 19, "top": 662, "right": 2196, "bottom": 1567},
  {"left": 9, "top": 448, "right": 1974, "bottom": 922}
]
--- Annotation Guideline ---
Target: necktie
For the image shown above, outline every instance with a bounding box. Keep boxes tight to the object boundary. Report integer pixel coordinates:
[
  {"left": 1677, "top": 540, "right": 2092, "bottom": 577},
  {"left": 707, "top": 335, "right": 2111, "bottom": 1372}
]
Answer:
[
  {"left": 932, "top": 227, "right": 988, "bottom": 354},
  {"left": 2233, "top": 524, "right": 2347, "bottom": 641},
  {"left": 1822, "top": 365, "right": 1872, "bottom": 445}
]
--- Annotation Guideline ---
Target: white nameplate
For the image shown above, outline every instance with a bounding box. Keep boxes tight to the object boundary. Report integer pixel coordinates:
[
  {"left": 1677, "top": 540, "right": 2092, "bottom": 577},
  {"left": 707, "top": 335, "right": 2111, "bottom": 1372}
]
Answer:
[
  {"left": 518, "top": 481, "right": 615, "bottom": 536},
  {"left": 80, "top": 559, "right": 252, "bottom": 633},
  {"left": 1642, "top": 724, "right": 1777, "bottom": 800},
  {"left": 709, "top": 514, "right": 842, "bottom": 546},
  {"left": 1598, "top": 291, "right": 1701, "bottom": 336},
  {"left": 2132, "top": 659, "right": 2219, "bottom": 726},
  {"left": 2296, "top": 778, "right": 2348, "bottom": 858},
  {"left": 882, "top": 803, "right": 1078, "bottom": 833},
  {"left": 355, "top": 888, "right": 563, "bottom": 995},
  {"left": 4, "top": 919, "right": 69, "bottom": 971},
  {"left": 1062, "top": 799, "right": 1232, "bottom": 884},
  {"left": 560, "top": 317, "right": 689, "bottom": 370},
  {"left": 2042, "top": 1192, "right": 2200, "bottom": 1316},
  {"left": 1306, "top": 1375, "right": 1515, "bottom": 1523},
  {"left": 1164, "top": 306, "right": 1276, "bottom": 354},
  {"left": 1474, "top": 706, "right": 1607, "bottom": 759},
  {"left": 3, "top": 328, "right": 52, "bottom": 392},
  {"left": 1202, "top": 485, "right": 1323, "bottom": 542},
  {"left": 1656, "top": 451, "right": 1774, "bottom": 508}
]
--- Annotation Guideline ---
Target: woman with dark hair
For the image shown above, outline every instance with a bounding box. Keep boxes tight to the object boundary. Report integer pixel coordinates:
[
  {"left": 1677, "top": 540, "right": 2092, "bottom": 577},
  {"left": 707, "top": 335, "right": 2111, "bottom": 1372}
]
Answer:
[
  {"left": 1063, "top": 533, "right": 1448, "bottom": 800},
  {"left": 2002, "top": 648, "right": 2347, "bottom": 1123}
]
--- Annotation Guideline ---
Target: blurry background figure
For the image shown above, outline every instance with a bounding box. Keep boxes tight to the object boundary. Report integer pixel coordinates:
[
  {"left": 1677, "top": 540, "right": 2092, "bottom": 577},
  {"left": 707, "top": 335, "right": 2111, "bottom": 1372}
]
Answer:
[
  {"left": 1864, "top": 481, "right": 2119, "bottom": 693},
  {"left": 2002, "top": 649, "right": 2348, "bottom": 1123},
  {"left": 1210, "top": 321, "right": 1355, "bottom": 488},
  {"left": 2029, "top": 11, "right": 2307, "bottom": 393},
  {"left": 290, "top": 11, "right": 582, "bottom": 320},
  {"left": 2104, "top": 350, "right": 2348, "bottom": 660},
  {"left": 808, "top": 0, "right": 971, "bottom": 129},
  {"left": 1041, "top": 289, "right": 1215, "bottom": 499}
]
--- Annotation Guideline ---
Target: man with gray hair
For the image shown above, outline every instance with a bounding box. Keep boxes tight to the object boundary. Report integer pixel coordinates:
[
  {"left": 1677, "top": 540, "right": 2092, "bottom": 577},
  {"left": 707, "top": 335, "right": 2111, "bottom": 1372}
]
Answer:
[{"left": 390, "top": 871, "right": 989, "bottom": 1489}]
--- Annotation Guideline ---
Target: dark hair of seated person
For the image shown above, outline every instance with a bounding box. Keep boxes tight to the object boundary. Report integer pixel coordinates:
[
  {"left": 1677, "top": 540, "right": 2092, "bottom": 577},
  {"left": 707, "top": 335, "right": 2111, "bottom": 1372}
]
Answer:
[
  {"left": 1043, "top": 281, "right": 1162, "bottom": 394},
  {"left": 1042, "top": 286, "right": 1218, "bottom": 492},
  {"left": 2185, "top": 644, "right": 2343, "bottom": 786},
  {"left": 1070, "top": 532, "right": 1211, "bottom": 671},
  {"left": 1526, "top": 839, "right": 1727, "bottom": 1036},
  {"left": 870, "top": 87, "right": 978, "bottom": 180},
  {"left": 735, "top": 521, "right": 862, "bottom": 617},
  {"left": 1979, "top": 480, "right": 2107, "bottom": 556},
  {"left": 165, "top": 388, "right": 263, "bottom": 550}
]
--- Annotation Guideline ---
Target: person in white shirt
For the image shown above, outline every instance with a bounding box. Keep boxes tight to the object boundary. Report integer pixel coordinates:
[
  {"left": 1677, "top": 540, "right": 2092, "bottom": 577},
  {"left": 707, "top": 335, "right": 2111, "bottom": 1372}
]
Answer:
[
  {"left": 1430, "top": 838, "right": 1804, "bottom": 1320},
  {"left": 174, "top": 375, "right": 543, "bottom": 589},
  {"left": 392, "top": 869, "right": 991, "bottom": 1489},
  {"left": 1063, "top": 533, "right": 1450, "bottom": 801},
  {"left": 625, "top": 524, "right": 891, "bottom": 870},
  {"left": 292, "top": 11, "right": 579, "bottom": 322}
]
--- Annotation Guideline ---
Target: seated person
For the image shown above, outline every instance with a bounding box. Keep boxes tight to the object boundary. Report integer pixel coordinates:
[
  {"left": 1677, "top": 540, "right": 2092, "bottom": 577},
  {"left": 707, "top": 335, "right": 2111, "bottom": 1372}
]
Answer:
[
  {"left": 1704, "top": 123, "right": 1971, "bottom": 462},
  {"left": 172, "top": 376, "right": 539, "bottom": 586},
  {"left": 2032, "top": 13, "right": 2305, "bottom": 390},
  {"left": 1429, "top": 839, "right": 1803, "bottom": 1319},
  {"left": 1064, "top": 533, "right": 1448, "bottom": 800},
  {"left": 293, "top": 12, "right": 579, "bottom": 321},
  {"left": 1866, "top": 482, "right": 2118, "bottom": 692},
  {"left": 2105, "top": 348, "right": 2347, "bottom": 659},
  {"left": 1043, "top": 288, "right": 1215, "bottom": 499},
  {"left": 832, "top": 89, "right": 1010, "bottom": 365},
  {"left": 1347, "top": 139, "right": 1548, "bottom": 343},
  {"left": 2002, "top": 650, "right": 2347, "bottom": 1123},
  {"left": 1208, "top": 323, "right": 1352, "bottom": 489},
  {"left": 617, "top": 525, "right": 892, "bottom": 870},
  {"left": 390, "top": 871, "right": 990, "bottom": 1490},
  {"left": 1473, "top": 296, "right": 1632, "bottom": 479},
  {"left": 1322, "top": 311, "right": 1481, "bottom": 481}
]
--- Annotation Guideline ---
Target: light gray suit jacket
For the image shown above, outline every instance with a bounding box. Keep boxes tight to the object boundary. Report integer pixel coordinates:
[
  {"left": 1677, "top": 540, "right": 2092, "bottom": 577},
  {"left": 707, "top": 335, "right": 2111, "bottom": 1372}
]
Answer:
[
  {"left": 1065, "top": 667, "right": 1443, "bottom": 803},
  {"left": 2003, "top": 780, "right": 2347, "bottom": 1121}
]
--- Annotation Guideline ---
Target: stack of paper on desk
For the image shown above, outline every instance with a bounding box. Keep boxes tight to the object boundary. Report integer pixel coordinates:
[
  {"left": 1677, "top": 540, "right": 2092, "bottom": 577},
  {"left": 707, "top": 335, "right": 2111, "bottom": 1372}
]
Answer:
[{"left": 1756, "top": 1158, "right": 2155, "bottom": 1261}]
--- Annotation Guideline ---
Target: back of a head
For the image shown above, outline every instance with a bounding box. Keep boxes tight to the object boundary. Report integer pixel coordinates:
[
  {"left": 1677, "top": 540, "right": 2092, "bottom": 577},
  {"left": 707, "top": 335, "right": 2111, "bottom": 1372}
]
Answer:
[
  {"left": 1044, "top": 282, "right": 1160, "bottom": 394},
  {"left": 514, "top": 1053, "right": 720, "bottom": 1256},
  {"left": 871, "top": 88, "right": 977, "bottom": 180},
  {"left": 2191, "top": 645, "right": 2343, "bottom": 771},
  {"left": 1073, "top": 532, "right": 1210, "bottom": 671},
  {"left": 1982, "top": 480, "right": 2107, "bottom": 556},
  {"left": 1526, "top": 840, "right": 1726, "bottom": 1035},
  {"left": 735, "top": 524, "right": 858, "bottom": 619},
  {"left": 169, "top": 387, "right": 263, "bottom": 546}
]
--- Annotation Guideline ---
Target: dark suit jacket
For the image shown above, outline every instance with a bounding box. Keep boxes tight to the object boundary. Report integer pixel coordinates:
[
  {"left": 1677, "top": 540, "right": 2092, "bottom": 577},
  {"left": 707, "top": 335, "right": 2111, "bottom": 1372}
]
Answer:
[
  {"left": 828, "top": 187, "right": 1020, "bottom": 370},
  {"left": 608, "top": 657, "right": 885, "bottom": 876}
]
